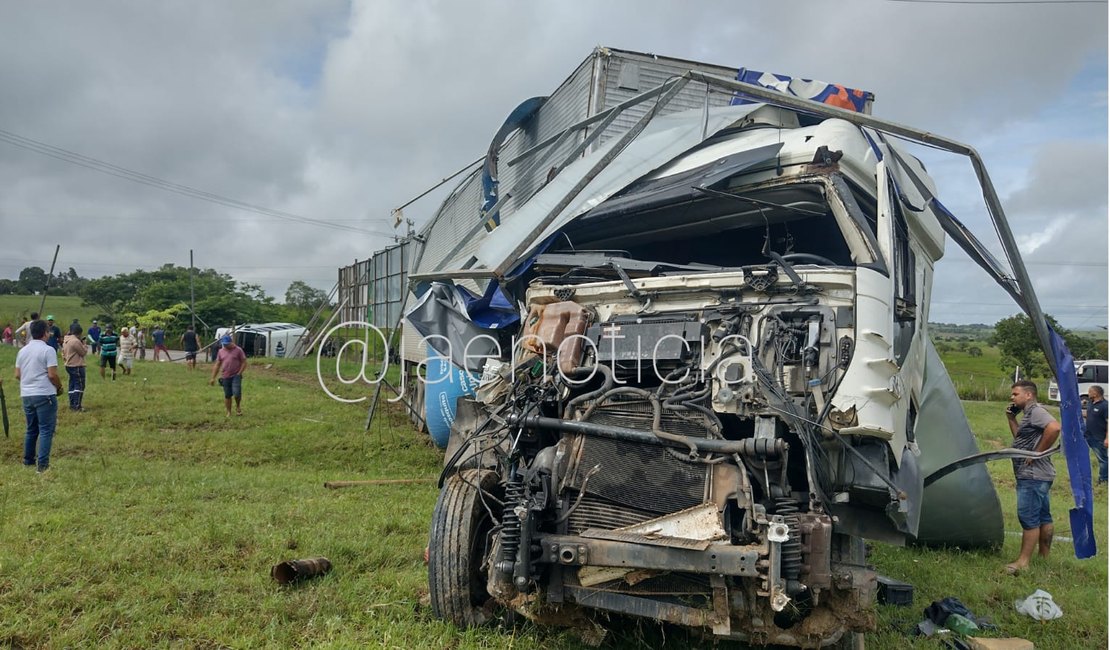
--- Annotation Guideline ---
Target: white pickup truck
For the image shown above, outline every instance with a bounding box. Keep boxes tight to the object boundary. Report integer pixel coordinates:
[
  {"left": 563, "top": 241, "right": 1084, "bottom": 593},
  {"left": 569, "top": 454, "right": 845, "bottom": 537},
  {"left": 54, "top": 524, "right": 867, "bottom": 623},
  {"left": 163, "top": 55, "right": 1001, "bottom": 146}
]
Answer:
[{"left": 1048, "top": 359, "right": 1108, "bottom": 408}]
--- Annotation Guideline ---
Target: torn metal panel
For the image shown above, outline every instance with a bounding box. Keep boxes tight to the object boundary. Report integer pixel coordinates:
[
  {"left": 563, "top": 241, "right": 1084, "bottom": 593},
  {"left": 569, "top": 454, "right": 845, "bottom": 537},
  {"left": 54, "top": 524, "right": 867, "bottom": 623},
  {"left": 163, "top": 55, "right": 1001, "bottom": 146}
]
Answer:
[
  {"left": 915, "top": 340, "right": 1004, "bottom": 548},
  {"left": 475, "top": 103, "right": 764, "bottom": 274}
]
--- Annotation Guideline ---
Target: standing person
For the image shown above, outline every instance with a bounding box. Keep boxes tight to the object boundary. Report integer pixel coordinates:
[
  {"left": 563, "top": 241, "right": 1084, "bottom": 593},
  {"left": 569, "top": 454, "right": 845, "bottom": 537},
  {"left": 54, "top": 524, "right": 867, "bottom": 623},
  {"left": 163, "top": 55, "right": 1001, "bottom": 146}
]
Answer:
[
  {"left": 14, "top": 319, "right": 62, "bottom": 473},
  {"left": 1085, "top": 386, "right": 1108, "bottom": 485},
  {"left": 98, "top": 325, "right": 119, "bottom": 380},
  {"left": 45, "top": 316, "right": 62, "bottom": 351},
  {"left": 13, "top": 312, "right": 39, "bottom": 347},
  {"left": 117, "top": 328, "right": 136, "bottom": 376},
  {"left": 1004, "top": 379, "right": 1061, "bottom": 575},
  {"left": 209, "top": 335, "right": 247, "bottom": 417},
  {"left": 137, "top": 326, "right": 146, "bottom": 360},
  {"left": 180, "top": 324, "right": 201, "bottom": 370},
  {"left": 63, "top": 323, "right": 88, "bottom": 412},
  {"left": 2, "top": 323, "right": 12, "bottom": 346},
  {"left": 87, "top": 319, "right": 101, "bottom": 355},
  {"left": 151, "top": 325, "right": 168, "bottom": 362}
]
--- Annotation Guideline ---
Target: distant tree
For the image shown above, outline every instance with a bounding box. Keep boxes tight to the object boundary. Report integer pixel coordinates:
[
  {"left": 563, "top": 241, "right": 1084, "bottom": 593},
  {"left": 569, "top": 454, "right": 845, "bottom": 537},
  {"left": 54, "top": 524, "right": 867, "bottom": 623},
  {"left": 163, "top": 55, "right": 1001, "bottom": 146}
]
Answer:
[
  {"left": 79, "top": 264, "right": 282, "bottom": 335},
  {"left": 17, "top": 266, "right": 48, "bottom": 294},
  {"left": 0, "top": 279, "right": 17, "bottom": 295},
  {"left": 990, "top": 313, "right": 1098, "bottom": 378},
  {"left": 285, "top": 281, "right": 329, "bottom": 322},
  {"left": 968, "top": 346, "right": 982, "bottom": 357}
]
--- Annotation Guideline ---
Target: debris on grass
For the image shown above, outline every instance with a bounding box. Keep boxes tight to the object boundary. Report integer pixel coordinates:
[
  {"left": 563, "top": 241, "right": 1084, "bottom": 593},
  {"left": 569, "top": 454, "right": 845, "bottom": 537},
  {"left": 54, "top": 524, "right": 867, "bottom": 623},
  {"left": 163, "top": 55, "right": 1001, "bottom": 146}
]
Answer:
[{"left": 271, "top": 557, "right": 332, "bottom": 584}]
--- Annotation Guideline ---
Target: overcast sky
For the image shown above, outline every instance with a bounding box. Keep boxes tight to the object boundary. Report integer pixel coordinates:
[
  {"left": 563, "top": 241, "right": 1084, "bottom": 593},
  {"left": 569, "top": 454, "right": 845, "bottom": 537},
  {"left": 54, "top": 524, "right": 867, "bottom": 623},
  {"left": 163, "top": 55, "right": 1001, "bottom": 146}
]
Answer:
[{"left": 0, "top": 1, "right": 1105, "bottom": 328}]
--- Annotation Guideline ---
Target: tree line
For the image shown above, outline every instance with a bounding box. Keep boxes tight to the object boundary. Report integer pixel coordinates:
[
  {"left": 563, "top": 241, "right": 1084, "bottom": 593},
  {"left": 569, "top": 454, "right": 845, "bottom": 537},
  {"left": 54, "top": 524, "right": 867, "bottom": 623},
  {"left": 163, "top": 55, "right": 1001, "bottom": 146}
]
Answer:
[{"left": 2, "top": 265, "right": 330, "bottom": 338}]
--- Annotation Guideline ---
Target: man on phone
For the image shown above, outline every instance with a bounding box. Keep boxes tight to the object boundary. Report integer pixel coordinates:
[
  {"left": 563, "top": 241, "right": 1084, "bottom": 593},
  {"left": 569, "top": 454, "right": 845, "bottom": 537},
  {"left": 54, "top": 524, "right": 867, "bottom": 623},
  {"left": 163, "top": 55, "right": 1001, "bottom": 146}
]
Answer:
[{"left": 1004, "top": 380, "right": 1060, "bottom": 575}]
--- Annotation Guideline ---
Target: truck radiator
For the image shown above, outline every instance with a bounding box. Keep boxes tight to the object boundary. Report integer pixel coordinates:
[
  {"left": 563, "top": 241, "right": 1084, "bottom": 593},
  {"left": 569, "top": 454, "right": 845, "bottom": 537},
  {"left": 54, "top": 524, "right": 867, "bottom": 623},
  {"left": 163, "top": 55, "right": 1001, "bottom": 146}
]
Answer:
[{"left": 566, "top": 398, "right": 712, "bottom": 520}]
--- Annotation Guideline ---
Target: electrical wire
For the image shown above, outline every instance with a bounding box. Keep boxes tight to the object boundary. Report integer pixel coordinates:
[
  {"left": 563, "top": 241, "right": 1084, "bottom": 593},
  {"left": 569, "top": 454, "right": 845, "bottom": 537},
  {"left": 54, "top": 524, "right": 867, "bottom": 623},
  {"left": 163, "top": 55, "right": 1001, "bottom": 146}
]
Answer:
[{"left": 0, "top": 127, "right": 396, "bottom": 237}]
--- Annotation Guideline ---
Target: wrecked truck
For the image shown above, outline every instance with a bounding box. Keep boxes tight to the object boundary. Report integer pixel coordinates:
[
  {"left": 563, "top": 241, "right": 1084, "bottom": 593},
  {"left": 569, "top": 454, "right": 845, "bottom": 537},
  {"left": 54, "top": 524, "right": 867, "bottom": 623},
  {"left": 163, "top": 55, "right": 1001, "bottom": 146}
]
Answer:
[{"left": 400, "top": 48, "right": 1072, "bottom": 648}]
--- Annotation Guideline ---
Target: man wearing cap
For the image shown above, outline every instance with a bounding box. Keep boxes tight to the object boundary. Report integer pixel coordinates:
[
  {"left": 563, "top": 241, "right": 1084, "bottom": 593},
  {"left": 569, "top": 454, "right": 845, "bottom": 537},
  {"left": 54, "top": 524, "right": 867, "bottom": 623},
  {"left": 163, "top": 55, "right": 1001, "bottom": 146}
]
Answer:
[
  {"left": 14, "top": 319, "right": 63, "bottom": 473},
  {"left": 210, "top": 335, "right": 247, "bottom": 416},
  {"left": 87, "top": 319, "right": 101, "bottom": 355},
  {"left": 45, "top": 316, "right": 62, "bottom": 351}
]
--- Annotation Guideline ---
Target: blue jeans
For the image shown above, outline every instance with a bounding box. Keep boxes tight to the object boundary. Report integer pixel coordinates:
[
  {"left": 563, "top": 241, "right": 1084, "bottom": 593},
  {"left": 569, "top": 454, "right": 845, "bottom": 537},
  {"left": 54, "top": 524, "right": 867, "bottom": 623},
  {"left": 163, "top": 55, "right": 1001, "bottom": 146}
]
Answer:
[
  {"left": 1015, "top": 478, "right": 1053, "bottom": 530},
  {"left": 1086, "top": 435, "right": 1108, "bottom": 483},
  {"left": 66, "top": 366, "right": 86, "bottom": 410},
  {"left": 22, "top": 394, "right": 58, "bottom": 471}
]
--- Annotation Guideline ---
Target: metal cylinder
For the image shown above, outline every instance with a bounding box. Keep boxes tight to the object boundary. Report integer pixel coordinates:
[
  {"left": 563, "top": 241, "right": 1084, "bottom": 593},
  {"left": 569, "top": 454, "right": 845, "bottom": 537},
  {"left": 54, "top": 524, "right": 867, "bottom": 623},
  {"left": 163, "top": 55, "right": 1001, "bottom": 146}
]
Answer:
[{"left": 271, "top": 557, "right": 332, "bottom": 584}]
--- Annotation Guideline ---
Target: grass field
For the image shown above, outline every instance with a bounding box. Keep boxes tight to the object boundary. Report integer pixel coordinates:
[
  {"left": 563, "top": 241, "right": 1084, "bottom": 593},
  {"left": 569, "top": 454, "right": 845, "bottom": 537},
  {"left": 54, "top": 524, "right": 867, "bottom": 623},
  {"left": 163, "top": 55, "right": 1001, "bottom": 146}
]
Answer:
[
  {"left": 0, "top": 296, "right": 102, "bottom": 334},
  {"left": 0, "top": 346, "right": 1105, "bottom": 649}
]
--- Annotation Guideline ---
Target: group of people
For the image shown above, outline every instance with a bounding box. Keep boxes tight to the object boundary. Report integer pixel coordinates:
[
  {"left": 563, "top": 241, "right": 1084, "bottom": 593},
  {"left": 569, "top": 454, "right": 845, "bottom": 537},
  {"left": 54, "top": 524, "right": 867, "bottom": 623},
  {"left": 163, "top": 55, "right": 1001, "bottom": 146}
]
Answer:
[{"left": 11, "top": 315, "right": 249, "bottom": 473}]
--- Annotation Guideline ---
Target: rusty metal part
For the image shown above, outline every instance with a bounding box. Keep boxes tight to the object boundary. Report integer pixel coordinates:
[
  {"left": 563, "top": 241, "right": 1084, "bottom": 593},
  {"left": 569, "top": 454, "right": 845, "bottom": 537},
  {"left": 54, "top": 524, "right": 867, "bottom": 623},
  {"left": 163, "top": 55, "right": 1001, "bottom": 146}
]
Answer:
[
  {"left": 510, "top": 414, "right": 750, "bottom": 455},
  {"left": 271, "top": 557, "right": 332, "bottom": 584},
  {"left": 565, "top": 584, "right": 721, "bottom": 630},
  {"left": 539, "top": 534, "right": 760, "bottom": 577},
  {"left": 798, "top": 513, "right": 833, "bottom": 591}
]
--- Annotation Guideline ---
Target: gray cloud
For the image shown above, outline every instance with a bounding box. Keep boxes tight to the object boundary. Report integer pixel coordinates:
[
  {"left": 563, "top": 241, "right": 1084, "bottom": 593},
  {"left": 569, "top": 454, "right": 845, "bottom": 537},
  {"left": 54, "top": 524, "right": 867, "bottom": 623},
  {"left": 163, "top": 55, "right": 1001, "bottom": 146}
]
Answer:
[{"left": 0, "top": 1, "right": 1105, "bottom": 327}]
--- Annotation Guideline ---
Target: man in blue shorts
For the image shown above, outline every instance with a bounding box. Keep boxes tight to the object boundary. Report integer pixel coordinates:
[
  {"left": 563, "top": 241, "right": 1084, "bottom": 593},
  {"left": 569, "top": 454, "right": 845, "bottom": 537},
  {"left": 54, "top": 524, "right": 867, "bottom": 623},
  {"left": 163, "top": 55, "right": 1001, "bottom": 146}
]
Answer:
[
  {"left": 1004, "top": 379, "right": 1060, "bottom": 575},
  {"left": 209, "top": 335, "right": 247, "bottom": 416}
]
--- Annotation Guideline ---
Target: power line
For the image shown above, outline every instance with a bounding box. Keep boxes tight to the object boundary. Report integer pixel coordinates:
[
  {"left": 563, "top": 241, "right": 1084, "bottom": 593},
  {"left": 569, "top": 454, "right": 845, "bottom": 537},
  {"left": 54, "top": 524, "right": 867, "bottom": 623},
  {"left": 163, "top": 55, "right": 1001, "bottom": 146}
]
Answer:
[
  {"left": 887, "top": 0, "right": 1106, "bottom": 4},
  {"left": 0, "top": 127, "right": 398, "bottom": 238}
]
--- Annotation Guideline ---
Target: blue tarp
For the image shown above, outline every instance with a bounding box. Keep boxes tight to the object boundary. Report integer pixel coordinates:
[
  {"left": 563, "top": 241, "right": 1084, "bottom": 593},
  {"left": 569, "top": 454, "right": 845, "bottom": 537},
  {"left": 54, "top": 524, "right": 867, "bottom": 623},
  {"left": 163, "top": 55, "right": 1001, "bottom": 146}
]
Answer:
[
  {"left": 1049, "top": 326, "right": 1097, "bottom": 559},
  {"left": 482, "top": 96, "right": 547, "bottom": 231}
]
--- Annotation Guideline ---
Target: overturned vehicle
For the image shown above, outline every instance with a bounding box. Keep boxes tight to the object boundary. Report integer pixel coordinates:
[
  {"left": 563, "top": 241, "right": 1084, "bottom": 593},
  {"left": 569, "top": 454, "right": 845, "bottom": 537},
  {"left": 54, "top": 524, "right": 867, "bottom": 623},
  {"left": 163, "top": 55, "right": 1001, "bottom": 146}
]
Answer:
[{"left": 404, "top": 48, "right": 1078, "bottom": 648}]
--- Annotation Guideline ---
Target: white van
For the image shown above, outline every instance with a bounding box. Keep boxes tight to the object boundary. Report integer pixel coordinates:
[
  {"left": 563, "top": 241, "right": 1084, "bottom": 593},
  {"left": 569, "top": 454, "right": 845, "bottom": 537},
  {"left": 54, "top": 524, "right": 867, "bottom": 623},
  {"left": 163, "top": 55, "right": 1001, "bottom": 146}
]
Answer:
[
  {"left": 1048, "top": 359, "right": 1108, "bottom": 408},
  {"left": 214, "top": 323, "right": 309, "bottom": 358}
]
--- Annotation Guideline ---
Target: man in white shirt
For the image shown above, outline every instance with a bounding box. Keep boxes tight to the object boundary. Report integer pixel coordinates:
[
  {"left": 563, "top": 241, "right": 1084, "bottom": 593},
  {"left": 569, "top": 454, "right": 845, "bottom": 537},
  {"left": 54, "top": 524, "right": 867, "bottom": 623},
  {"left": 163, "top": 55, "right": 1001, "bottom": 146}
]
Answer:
[{"left": 14, "top": 319, "right": 63, "bottom": 473}]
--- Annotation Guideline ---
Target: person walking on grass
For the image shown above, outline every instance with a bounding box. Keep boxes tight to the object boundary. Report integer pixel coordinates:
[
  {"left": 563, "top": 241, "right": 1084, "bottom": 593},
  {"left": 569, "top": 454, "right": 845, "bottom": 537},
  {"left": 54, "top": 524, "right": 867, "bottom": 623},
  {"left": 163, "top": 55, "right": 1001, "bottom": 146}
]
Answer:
[
  {"left": 45, "top": 316, "right": 62, "bottom": 351},
  {"left": 117, "top": 327, "right": 136, "bottom": 376},
  {"left": 2, "top": 322, "right": 12, "bottom": 346},
  {"left": 63, "top": 323, "right": 88, "bottom": 412},
  {"left": 1004, "top": 379, "right": 1061, "bottom": 575},
  {"left": 98, "top": 325, "right": 119, "bottom": 380},
  {"left": 13, "top": 312, "right": 38, "bottom": 348},
  {"left": 151, "top": 325, "right": 168, "bottom": 362},
  {"left": 87, "top": 319, "right": 101, "bottom": 355},
  {"left": 181, "top": 324, "right": 201, "bottom": 370},
  {"left": 14, "top": 319, "right": 63, "bottom": 474},
  {"left": 209, "top": 335, "right": 247, "bottom": 417},
  {"left": 1085, "top": 385, "right": 1108, "bottom": 485},
  {"left": 132, "top": 326, "right": 144, "bottom": 361}
]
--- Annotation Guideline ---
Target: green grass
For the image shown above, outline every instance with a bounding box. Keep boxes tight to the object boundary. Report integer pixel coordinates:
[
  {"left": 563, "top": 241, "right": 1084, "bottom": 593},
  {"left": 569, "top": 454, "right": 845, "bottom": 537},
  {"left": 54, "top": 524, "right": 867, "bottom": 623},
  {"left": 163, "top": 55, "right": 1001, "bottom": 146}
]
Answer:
[
  {"left": 0, "top": 295, "right": 101, "bottom": 333},
  {"left": 0, "top": 347, "right": 1104, "bottom": 648},
  {"left": 868, "top": 400, "right": 1108, "bottom": 648},
  {"left": 937, "top": 345, "right": 1022, "bottom": 402}
]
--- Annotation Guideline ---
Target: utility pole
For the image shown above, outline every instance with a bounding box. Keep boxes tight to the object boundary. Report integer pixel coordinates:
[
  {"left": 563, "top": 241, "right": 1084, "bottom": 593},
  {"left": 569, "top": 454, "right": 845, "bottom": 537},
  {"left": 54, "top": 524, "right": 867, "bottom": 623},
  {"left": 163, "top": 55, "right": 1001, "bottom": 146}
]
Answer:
[
  {"left": 37, "top": 244, "right": 60, "bottom": 316},
  {"left": 189, "top": 249, "right": 196, "bottom": 330}
]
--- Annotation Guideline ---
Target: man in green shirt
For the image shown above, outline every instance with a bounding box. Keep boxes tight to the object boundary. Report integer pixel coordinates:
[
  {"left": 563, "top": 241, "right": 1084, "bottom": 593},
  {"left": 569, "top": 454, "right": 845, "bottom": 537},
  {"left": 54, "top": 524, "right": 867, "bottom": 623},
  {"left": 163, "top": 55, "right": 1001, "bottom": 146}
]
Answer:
[{"left": 98, "top": 325, "right": 119, "bottom": 380}]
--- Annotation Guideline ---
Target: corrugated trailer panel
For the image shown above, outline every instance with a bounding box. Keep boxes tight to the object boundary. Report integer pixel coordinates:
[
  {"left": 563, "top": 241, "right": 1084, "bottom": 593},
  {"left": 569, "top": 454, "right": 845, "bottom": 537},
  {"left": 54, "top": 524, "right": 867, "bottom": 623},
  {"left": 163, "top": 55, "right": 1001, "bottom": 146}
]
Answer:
[
  {"left": 495, "top": 54, "right": 595, "bottom": 219},
  {"left": 594, "top": 49, "right": 740, "bottom": 146},
  {"left": 413, "top": 53, "right": 598, "bottom": 278}
]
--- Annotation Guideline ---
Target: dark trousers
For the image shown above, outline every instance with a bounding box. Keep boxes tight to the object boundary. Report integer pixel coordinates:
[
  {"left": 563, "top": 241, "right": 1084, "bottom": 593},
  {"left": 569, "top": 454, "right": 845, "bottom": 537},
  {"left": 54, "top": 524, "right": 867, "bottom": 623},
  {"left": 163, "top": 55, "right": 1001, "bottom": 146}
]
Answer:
[
  {"left": 1086, "top": 435, "right": 1108, "bottom": 483},
  {"left": 66, "top": 366, "right": 86, "bottom": 410}
]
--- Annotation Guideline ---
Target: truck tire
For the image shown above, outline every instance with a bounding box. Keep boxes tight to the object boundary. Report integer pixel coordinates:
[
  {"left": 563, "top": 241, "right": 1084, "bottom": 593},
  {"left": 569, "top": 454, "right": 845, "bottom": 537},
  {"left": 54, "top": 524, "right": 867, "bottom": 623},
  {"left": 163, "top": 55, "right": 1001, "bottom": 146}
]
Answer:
[{"left": 428, "top": 469, "right": 500, "bottom": 628}]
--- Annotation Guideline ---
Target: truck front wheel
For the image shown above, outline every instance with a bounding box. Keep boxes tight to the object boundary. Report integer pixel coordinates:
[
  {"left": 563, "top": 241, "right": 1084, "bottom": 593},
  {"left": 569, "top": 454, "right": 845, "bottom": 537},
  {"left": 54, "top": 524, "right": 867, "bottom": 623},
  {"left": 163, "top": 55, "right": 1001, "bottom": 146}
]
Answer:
[{"left": 428, "top": 470, "right": 500, "bottom": 628}]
